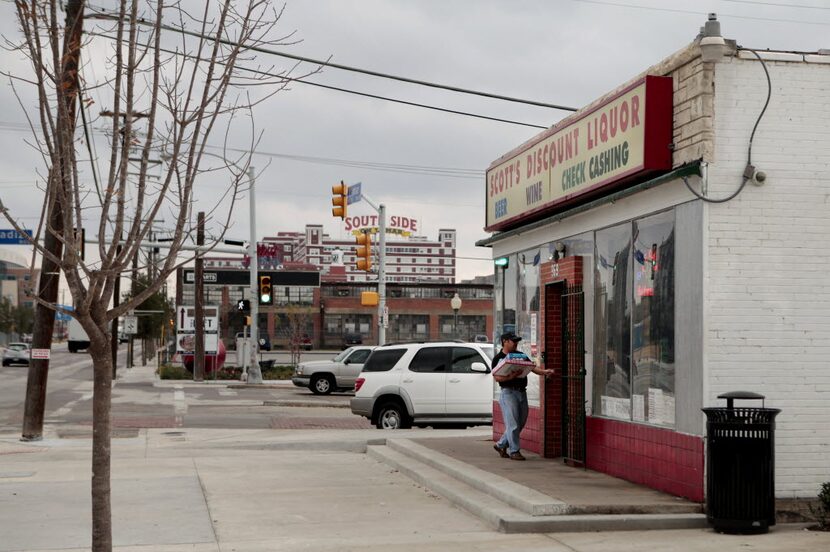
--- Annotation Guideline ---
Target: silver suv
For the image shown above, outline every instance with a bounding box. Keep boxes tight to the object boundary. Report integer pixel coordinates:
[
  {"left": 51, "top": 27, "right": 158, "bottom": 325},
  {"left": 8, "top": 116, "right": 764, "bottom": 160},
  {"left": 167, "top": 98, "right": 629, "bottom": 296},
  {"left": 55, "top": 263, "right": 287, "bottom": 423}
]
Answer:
[
  {"left": 293, "top": 346, "right": 374, "bottom": 395},
  {"left": 350, "top": 341, "right": 495, "bottom": 429}
]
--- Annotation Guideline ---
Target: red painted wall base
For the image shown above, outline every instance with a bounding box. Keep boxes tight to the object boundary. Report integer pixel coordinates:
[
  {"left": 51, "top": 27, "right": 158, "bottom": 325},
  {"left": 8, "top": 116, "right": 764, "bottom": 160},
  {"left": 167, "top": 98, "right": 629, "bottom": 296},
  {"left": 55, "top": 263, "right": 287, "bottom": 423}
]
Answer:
[
  {"left": 492, "top": 404, "right": 704, "bottom": 502},
  {"left": 586, "top": 416, "right": 704, "bottom": 502}
]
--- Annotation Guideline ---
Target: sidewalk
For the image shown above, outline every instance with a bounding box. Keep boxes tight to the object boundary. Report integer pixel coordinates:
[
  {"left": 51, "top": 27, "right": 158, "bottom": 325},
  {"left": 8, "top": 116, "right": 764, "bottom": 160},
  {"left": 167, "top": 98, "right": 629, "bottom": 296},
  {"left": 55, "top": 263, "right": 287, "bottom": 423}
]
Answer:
[
  {"left": 1, "top": 362, "right": 828, "bottom": 550},
  {"left": 2, "top": 425, "right": 828, "bottom": 551}
]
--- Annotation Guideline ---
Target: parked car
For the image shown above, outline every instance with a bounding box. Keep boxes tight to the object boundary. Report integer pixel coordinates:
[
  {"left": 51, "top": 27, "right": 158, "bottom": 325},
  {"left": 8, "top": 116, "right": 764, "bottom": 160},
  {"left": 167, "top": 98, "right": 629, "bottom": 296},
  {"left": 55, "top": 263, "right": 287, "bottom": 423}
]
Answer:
[
  {"left": 2, "top": 342, "right": 30, "bottom": 367},
  {"left": 293, "top": 346, "right": 375, "bottom": 394},
  {"left": 472, "top": 334, "right": 489, "bottom": 343},
  {"left": 290, "top": 333, "right": 313, "bottom": 351},
  {"left": 342, "top": 333, "right": 363, "bottom": 349},
  {"left": 351, "top": 341, "right": 495, "bottom": 429}
]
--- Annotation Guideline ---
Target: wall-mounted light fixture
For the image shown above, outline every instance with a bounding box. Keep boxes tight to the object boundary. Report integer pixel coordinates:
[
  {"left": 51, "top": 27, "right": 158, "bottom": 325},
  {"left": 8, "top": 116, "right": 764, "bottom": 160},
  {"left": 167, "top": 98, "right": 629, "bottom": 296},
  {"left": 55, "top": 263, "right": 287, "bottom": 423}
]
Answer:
[
  {"left": 700, "top": 13, "right": 729, "bottom": 63},
  {"left": 553, "top": 242, "right": 566, "bottom": 261}
]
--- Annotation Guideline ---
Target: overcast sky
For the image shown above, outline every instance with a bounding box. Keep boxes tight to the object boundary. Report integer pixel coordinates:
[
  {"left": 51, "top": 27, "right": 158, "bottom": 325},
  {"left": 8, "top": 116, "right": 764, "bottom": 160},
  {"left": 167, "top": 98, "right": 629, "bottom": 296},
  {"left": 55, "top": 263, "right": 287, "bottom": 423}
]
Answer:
[{"left": 1, "top": 0, "right": 828, "bottom": 284}]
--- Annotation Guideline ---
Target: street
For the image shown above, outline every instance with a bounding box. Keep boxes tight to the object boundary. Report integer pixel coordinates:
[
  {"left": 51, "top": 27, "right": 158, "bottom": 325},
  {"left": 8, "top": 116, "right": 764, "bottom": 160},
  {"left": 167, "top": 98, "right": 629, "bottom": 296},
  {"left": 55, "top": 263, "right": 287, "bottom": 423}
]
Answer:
[{"left": 0, "top": 343, "right": 369, "bottom": 436}]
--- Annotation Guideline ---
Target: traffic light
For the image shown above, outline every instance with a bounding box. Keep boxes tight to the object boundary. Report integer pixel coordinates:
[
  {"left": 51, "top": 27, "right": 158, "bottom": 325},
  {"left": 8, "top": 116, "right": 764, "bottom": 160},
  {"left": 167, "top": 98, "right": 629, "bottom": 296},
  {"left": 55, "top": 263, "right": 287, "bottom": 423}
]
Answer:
[
  {"left": 237, "top": 299, "right": 251, "bottom": 312},
  {"left": 259, "top": 275, "right": 272, "bottom": 305},
  {"left": 331, "top": 180, "right": 347, "bottom": 220},
  {"left": 355, "top": 232, "right": 372, "bottom": 271}
]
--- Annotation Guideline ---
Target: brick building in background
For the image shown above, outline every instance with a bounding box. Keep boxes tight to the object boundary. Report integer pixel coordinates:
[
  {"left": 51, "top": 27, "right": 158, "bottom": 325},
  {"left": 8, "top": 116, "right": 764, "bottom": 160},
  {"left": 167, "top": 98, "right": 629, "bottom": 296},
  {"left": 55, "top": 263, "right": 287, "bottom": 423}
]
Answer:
[
  {"left": 205, "top": 223, "right": 457, "bottom": 284},
  {"left": 0, "top": 250, "right": 38, "bottom": 309},
  {"left": 479, "top": 19, "right": 829, "bottom": 513}
]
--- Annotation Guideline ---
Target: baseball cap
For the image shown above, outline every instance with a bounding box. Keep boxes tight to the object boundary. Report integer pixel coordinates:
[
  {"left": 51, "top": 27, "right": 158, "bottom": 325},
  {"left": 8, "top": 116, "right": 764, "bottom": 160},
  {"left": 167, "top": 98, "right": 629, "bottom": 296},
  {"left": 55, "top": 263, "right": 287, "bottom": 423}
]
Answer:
[{"left": 500, "top": 332, "right": 522, "bottom": 343}]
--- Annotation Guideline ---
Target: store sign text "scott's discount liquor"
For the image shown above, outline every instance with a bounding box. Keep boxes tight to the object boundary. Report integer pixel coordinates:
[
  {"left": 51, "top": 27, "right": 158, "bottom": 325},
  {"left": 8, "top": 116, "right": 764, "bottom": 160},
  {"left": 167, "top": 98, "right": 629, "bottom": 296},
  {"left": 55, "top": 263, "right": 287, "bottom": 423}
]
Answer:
[{"left": 485, "top": 76, "right": 672, "bottom": 232}]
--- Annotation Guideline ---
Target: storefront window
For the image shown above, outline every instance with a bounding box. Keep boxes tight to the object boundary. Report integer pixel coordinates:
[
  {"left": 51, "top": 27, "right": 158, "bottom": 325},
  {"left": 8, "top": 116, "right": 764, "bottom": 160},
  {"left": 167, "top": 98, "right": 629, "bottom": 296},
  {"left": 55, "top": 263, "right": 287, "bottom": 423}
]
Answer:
[
  {"left": 593, "top": 222, "right": 633, "bottom": 420},
  {"left": 631, "top": 211, "right": 675, "bottom": 426},
  {"left": 504, "top": 255, "right": 517, "bottom": 336},
  {"left": 592, "top": 211, "right": 675, "bottom": 426},
  {"left": 516, "top": 248, "right": 541, "bottom": 359}
]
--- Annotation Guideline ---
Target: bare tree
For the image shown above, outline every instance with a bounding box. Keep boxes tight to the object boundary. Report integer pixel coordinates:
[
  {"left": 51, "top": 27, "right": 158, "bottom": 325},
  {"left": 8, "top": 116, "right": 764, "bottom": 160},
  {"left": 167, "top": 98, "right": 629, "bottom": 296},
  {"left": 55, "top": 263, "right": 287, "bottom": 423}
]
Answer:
[
  {"left": 2, "top": 2, "right": 307, "bottom": 549},
  {"left": 285, "top": 304, "right": 312, "bottom": 367}
]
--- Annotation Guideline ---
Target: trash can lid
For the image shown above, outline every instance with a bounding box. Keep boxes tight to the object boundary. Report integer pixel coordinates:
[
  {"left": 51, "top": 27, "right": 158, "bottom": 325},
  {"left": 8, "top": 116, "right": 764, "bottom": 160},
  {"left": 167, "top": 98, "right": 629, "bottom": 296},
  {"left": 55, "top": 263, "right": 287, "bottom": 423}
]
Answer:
[{"left": 718, "top": 391, "right": 765, "bottom": 401}]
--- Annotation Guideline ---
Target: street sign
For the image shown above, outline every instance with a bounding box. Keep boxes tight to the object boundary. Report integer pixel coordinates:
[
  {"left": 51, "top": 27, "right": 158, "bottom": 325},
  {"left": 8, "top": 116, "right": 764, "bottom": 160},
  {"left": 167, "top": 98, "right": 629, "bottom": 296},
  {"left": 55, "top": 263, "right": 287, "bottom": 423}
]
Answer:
[
  {"left": 381, "top": 306, "right": 389, "bottom": 328},
  {"left": 55, "top": 304, "right": 74, "bottom": 322},
  {"left": 177, "top": 332, "right": 219, "bottom": 354},
  {"left": 347, "top": 182, "right": 362, "bottom": 205},
  {"left": 0, "top": 229, "right": 33, "bottom": 245},
  {"left": 176, "top": 305, "right": 219, "bottom": 332},
  {"left": 123, "top": 316, "right": 138, "bottom": 334},
  {"left": 31, "top": 348, "right": 50, "bottom": 360}
]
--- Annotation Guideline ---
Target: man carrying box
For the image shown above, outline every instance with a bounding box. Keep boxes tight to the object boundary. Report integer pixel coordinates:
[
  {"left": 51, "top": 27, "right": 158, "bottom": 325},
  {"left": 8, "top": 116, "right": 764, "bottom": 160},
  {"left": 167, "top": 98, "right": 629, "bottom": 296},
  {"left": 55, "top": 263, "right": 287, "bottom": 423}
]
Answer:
[{"left": 492, "top": 332, "right": 555, "bottom": 461}]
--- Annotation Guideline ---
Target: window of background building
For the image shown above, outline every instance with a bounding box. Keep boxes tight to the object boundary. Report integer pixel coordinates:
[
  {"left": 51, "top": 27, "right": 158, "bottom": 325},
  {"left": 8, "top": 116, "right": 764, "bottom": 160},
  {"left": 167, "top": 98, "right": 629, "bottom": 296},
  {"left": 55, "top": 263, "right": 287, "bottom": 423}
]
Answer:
[
  {"left": 388, "top": 314, "right": 429, "bottom": 342},
  {"left": 323, "top": 313, "right": 372, "bottom": 342},
  {"left": 439, "top": 314, "right": 486, "bottom": 341}
]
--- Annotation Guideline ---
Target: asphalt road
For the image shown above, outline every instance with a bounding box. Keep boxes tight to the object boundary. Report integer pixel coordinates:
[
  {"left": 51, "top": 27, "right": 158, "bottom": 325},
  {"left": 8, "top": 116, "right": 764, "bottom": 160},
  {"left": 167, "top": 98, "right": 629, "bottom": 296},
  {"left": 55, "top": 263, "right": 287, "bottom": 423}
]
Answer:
[{"left": 0, "top": 342, "right": 369, "bottom": 436}]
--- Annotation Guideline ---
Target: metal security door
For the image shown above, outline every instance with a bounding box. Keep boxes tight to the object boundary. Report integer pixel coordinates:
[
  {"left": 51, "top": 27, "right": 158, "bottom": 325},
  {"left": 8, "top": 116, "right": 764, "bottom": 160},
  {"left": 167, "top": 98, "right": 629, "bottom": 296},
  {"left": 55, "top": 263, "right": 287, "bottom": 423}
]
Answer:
[{"left": 561, "top": 284, "right": 586, "bottom": 466}]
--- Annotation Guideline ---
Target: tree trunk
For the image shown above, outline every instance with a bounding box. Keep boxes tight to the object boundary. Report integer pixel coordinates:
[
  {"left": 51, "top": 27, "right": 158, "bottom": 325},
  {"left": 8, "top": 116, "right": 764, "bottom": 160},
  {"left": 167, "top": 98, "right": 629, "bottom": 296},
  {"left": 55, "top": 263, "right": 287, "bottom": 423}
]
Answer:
[{"left": 89, "top": 334, "right": 113, "bottom": 551}]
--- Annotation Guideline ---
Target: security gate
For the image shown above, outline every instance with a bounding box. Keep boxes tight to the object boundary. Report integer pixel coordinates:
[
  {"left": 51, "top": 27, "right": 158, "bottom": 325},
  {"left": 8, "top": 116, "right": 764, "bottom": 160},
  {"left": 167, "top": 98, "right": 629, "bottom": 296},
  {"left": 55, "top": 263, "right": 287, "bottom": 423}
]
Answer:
[{"left": 561, "top": 284, "right": 586, "bottom": 466}]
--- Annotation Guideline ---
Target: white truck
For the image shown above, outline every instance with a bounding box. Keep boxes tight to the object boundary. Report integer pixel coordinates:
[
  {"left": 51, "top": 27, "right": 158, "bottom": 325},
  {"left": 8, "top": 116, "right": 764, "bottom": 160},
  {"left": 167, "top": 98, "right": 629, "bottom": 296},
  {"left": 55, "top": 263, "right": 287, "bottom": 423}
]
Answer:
[{"left": 67, "top": 318, "right": 90, "bottom": 353}]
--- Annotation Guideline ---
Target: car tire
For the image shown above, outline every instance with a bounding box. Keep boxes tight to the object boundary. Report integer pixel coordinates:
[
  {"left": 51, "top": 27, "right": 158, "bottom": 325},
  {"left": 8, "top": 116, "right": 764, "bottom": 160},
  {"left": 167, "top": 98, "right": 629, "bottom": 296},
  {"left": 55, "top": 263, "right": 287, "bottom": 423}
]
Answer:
[
  {"left": 2, "top": 360, "right": 8, "bottom": 367},
  {"left": 375, "top": 401, "right": 411, "bottom": 430},
  {"left": 310, "top": 374, "right": 335, "bottom": 395}
]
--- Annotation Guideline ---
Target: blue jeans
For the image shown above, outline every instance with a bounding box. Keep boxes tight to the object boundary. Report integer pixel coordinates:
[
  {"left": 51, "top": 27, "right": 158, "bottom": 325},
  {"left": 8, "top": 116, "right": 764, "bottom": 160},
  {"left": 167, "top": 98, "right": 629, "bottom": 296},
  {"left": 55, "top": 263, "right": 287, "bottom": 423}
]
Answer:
[{"left": 496, "top": 387, "right": 528, "bottom": 454}]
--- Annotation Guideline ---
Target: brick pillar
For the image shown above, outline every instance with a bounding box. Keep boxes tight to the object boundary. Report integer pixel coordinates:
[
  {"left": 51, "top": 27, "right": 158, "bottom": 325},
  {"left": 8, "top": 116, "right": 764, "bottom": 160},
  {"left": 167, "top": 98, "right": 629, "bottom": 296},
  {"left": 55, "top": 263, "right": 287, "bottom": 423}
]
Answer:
[{"left": 539, "top": 256, "right": 583, "bottom": 459}]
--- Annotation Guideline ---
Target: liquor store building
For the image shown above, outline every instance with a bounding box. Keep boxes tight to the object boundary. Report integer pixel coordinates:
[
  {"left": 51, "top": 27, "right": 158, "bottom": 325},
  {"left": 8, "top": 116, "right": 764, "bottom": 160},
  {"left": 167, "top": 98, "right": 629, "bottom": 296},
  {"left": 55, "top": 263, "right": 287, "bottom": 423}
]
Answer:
[{"left": 480, "top": 33, "right": 830, "bottom": 505}]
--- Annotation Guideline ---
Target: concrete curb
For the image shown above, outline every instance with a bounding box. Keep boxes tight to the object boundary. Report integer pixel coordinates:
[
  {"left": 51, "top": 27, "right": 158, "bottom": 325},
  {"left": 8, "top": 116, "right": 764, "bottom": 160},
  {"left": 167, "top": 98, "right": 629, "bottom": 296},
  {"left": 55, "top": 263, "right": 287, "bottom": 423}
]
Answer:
[{"left": 262, "top": 400, "right": 350, "bottom": 409}]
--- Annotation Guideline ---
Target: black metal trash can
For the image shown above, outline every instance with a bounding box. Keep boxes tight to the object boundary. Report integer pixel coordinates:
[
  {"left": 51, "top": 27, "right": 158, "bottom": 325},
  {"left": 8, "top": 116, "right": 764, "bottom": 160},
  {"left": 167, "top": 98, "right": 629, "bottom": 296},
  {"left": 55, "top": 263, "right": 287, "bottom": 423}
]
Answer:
[
  {"left": 702, "top": 391, "right": 780, "bottom": 534},
  {"left": 258, "top": 359, "right": 275, "bottom": 370}
]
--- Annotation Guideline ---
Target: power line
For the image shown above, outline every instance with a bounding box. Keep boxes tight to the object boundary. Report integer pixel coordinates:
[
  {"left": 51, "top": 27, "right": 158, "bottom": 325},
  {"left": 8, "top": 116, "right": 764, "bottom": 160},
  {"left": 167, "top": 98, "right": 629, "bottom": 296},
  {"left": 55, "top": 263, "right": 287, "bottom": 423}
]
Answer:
[
  {"left": 572, "top": 0, "right": 830, "bottom": 26},
  {"left": 84, "top": 30, "right": 550, "bottom": 131},
  {"left": 85, "top": 6, "right": 578, "bottom": 112},
  {"left": 722, "top": 0, "right": 830, "bottom": 10},
  {"left": 0, "top": 120, "right": 485, "bottom": 180}
]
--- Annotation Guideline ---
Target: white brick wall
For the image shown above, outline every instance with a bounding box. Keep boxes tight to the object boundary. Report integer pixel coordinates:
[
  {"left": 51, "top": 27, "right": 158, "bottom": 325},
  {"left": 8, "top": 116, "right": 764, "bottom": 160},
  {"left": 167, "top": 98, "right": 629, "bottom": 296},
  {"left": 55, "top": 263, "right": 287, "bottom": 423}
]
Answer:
[{"left": 707, "top": 55, "right": 830, "bottom": 498}]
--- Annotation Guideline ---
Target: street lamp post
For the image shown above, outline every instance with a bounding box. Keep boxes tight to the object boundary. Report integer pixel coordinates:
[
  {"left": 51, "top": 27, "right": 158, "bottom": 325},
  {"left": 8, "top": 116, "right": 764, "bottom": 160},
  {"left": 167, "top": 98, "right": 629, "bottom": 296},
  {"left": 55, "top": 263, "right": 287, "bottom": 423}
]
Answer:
[{"left": 451, "top": 292, "right": 462, "bottom": 340}]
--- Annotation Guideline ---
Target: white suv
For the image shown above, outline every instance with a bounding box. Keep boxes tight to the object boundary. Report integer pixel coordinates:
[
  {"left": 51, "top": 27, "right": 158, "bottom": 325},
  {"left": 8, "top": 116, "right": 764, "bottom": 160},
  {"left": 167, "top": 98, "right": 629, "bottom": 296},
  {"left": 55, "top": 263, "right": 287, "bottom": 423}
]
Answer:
[{"left": 350, "top": 342, "right": 494, "bottom": 429}]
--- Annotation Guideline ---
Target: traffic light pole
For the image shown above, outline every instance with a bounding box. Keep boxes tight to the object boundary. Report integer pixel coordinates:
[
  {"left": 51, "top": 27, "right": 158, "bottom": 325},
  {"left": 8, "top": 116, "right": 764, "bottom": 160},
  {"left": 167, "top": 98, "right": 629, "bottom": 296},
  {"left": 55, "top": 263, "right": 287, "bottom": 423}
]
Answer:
[
  {"left": 360, "top": 194, "right": 387, "bottom": 346},
  {"left": 378, "top": 203, "right": 387, "bottom": 346},
  {"left": 246, "top": 166, "right": 263, "bottom": 384}
]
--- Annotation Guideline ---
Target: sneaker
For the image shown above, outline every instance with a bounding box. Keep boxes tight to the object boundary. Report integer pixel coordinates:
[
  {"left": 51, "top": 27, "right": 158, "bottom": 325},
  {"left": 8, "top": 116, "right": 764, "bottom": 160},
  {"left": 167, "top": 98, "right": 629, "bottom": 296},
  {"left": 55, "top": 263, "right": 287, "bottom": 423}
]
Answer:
[
  {"left": 493, "top": 444, "right": 509, "bottom": 458},
  {"left": 509, "top": 451, "right": 526, "bottom": 461}
]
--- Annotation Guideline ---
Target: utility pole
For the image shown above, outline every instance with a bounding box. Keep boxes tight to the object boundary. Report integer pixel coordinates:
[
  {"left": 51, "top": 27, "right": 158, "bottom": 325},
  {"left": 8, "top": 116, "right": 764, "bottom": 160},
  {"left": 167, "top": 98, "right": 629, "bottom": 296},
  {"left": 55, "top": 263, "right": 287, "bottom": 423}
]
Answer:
[
  {"left": 22, "top": 0, "right": 85, "bottom": 441},
  {"left": 246, "top": 167, "right": 263, "bottom": 383},
  {"left": 194, "top": 211, "right": 205, "bottom": 381}
]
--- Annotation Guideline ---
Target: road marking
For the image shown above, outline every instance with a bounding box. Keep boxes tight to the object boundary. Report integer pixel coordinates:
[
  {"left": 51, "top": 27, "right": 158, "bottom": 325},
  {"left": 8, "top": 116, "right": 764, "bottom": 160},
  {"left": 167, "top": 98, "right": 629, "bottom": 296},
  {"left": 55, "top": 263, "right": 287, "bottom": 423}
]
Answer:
[{"left": 173, "top": 389, "right": 187, "bottom": 415}]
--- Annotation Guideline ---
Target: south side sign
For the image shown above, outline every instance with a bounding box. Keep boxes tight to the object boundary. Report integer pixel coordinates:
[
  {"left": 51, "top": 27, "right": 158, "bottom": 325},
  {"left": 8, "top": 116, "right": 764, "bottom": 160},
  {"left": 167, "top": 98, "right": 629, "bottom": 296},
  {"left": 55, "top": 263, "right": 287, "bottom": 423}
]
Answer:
[{"left": 485, "top": 76, "right": 673, "bottom": 232}]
